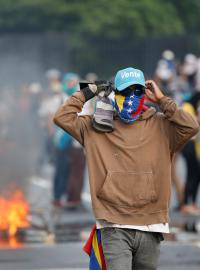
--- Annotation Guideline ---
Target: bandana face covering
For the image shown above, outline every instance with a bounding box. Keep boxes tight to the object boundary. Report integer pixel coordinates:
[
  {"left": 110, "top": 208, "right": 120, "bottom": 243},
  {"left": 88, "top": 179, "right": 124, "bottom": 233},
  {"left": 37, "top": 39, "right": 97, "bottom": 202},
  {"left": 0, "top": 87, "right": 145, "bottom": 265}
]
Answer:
[{"left": 114, "top": 91, "right": 145, "bottom": 123}]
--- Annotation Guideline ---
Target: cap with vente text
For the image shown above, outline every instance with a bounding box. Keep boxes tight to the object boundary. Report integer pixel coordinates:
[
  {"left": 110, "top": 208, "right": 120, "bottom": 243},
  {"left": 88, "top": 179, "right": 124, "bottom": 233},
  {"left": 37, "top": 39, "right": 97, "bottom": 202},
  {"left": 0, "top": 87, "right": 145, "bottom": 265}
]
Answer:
[{"left": 114, "top": 67, "right": 145, "bottom": 91}]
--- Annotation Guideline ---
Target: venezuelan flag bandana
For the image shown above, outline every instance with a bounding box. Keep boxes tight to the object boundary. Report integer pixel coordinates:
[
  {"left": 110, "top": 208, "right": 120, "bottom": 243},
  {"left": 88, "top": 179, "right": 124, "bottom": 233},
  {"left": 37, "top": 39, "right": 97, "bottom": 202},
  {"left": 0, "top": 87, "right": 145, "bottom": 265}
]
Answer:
[
  {"left": 115, "top": 92, "right": 145, "bottom": 123},
  {"left": 83, "top": 225, "right": 107, "bottom": 270}
]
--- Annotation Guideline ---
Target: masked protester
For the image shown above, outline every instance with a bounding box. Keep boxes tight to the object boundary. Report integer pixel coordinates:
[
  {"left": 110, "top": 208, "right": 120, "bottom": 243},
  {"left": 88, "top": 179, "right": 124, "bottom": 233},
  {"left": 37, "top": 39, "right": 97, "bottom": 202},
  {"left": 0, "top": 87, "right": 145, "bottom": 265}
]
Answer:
[{"left": 53, "top": 67, "right": 199, "bottom": 270}]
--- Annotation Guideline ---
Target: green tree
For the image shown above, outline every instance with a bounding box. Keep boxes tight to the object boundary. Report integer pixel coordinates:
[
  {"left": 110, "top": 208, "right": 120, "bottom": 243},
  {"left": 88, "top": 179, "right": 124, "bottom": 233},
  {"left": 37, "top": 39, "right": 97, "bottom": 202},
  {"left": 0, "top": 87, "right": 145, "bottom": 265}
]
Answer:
[
  {"left": 168, "top": 0, "right": 200, "bottom": 34},
  {"left": 0, "top": 0, "right": 184, "bottom": 36},
  {"left": 0, "top": 0, "right": 199, "bottom": 76}
]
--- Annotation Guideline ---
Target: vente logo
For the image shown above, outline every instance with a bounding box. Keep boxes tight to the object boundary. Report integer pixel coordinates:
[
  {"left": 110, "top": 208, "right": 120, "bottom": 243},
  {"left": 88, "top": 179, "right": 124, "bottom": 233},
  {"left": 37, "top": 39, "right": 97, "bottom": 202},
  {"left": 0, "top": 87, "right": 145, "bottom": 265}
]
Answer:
[{"left": 121, "top": 72, "right": 141, "bottom": 79}]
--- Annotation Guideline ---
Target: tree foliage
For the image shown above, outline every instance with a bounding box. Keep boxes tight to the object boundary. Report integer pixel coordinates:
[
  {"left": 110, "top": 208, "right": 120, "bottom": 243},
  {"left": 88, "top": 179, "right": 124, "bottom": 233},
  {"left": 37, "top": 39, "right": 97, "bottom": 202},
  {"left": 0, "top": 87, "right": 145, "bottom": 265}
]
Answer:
[
  {"left": 0, "top": 0, "right": 198, "bottom": 37},
  {"left": 0, "top": 0, "right": 199, "bottom": 77}
]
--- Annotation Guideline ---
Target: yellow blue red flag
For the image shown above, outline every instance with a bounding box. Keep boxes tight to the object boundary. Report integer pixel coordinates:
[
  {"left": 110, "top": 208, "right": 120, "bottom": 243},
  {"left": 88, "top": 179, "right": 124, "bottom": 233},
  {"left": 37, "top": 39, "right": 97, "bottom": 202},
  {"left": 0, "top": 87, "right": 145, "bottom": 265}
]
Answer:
[{"left": 83, "top": 224, "right": 107, "bottom": 270}]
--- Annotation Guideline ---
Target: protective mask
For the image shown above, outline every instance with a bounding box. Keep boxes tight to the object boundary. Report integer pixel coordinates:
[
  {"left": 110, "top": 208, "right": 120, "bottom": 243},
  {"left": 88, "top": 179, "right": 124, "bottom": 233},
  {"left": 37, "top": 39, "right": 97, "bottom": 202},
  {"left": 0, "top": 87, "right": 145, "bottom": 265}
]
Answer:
[{"left": 114, "top": 91, "right": 144, "bottom": 123}]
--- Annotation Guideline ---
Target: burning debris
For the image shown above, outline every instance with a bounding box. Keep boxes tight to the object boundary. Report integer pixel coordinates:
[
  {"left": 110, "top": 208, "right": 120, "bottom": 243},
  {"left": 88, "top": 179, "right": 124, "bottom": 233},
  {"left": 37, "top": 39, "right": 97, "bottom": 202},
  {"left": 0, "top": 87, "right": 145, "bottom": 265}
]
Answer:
[
  {"left": 0, "top": 187, "right": 56, "bottom": 246},
  {"left": 0, "top": 185, "right": 93, "bottom": 246},
  {"left": 0, "top": 189, "right": 30, "bottom": 238}
]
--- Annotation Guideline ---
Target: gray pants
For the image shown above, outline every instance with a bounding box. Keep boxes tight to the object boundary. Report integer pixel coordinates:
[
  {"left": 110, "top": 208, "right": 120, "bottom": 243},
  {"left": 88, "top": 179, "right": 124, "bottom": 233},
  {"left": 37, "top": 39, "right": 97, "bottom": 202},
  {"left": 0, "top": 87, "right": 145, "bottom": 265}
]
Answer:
[{"left": 101, "top": 227, "right": 163, "bottom": 270}]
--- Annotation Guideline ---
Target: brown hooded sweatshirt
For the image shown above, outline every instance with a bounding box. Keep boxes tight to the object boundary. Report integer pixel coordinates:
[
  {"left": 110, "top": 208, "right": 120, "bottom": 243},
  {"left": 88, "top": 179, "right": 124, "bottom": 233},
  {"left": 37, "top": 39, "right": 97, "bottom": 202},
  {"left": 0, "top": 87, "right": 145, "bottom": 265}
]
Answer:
[{"left": 53, "top": 91, "right": 199, "bottom": 225}]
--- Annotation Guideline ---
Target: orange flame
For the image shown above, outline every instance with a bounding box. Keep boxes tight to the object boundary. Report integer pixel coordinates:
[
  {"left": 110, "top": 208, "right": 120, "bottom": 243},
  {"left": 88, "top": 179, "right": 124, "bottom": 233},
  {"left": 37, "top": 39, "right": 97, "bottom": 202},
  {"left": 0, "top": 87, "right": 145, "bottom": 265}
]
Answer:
[{"left": 0, "top": 190, "right": 30, "bottom": 237}]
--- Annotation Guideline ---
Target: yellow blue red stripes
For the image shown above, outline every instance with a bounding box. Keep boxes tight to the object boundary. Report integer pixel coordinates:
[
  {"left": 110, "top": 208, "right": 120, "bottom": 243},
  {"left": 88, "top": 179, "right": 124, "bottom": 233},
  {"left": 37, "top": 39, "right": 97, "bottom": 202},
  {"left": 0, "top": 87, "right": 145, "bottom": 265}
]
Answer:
[
  {"left": 115, "top": 94, "right": 125, "bottom": 112},
  {"left": 83, "top": 225, "right": 107, "bottom": 270}
]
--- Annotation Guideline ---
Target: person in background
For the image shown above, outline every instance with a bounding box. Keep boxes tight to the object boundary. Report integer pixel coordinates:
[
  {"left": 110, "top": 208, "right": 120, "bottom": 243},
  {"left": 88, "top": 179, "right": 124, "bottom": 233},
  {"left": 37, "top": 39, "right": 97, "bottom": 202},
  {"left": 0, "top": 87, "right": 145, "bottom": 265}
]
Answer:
[
  {"left": 171, "top": 154, "right": 184, "bottom": 210},
  {"left": 52, "top": 121, "right": 72, "bottom": 207},
  {"left": 46, "top": 69, "right": 63, "bottom": 94},
  {"left": 38, "top": 69, "right": 62, "bottom": 167},
  {"left": 155, "top": 50, "right": 177, "bottom": 97},
  {"left": 28, "top": 82, "right": 42, "bottom": 129},
  {"left": 62, "top": 72, "right": 90, "bottom": 210},
  {"left": 195, "top": 58, "right": 200, "bottom": 92},
  {"left": 53, "top": 67, "right": 199, "bottom": 269},
  {"left": 181, "top": 93, "right": 200, "bottom": 215},
  {"left": 182, "top": 54, "right": 197, "bottom": 92}
]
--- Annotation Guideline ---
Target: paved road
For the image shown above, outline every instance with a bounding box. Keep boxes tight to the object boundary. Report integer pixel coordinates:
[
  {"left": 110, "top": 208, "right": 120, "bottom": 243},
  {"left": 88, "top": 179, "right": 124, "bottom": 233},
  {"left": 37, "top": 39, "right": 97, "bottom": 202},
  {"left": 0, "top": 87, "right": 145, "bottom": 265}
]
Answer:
[{"left": 0, "top": 241, "right": 200, "bottom": 270}]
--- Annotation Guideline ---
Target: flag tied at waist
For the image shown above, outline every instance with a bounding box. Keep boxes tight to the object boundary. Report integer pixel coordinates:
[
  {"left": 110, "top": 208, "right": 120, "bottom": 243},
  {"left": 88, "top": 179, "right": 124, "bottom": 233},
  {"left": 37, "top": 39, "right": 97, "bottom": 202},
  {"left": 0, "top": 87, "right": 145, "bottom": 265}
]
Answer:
[{"left": 83, "top": 224, "right": 107, "bottom": 270}]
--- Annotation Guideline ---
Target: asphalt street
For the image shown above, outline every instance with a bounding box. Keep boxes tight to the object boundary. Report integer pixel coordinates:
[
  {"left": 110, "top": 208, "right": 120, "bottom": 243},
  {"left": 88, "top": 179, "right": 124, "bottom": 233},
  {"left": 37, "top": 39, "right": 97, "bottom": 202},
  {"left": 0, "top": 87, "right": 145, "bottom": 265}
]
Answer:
[{"left": 0, "top": 241, "right": 200, "bottom": 270}]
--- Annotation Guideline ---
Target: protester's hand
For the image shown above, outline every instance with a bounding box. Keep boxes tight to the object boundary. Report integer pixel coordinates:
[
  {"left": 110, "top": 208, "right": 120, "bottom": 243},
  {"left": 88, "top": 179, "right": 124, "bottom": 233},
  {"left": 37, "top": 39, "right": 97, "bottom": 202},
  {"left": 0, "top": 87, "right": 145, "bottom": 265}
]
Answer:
[
  {"left": 81, "top": 81, "right": 113, "bottom": 101},
  {"left": 89, "top": 82, "right": 112, "bottom": 97},
  {"left": 145, "top": 80, "right": 164, "bottom": 103}
]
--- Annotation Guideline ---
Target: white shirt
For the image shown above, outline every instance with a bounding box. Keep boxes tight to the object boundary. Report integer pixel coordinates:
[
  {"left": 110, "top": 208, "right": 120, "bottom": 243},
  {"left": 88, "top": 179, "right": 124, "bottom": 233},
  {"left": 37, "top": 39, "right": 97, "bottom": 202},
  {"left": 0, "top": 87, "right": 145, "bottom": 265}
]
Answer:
[
  {"left": 73, "top": 99, "right": 94, "bottom": 148},
  {"left": 96, "top": 219, "right": 169, "bottom": 233}
]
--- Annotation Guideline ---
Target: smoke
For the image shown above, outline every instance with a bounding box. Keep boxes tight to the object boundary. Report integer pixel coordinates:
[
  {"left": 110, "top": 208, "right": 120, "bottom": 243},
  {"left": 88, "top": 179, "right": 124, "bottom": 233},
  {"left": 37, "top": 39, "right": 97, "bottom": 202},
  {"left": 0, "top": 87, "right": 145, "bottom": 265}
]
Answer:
[{"left": 0, "top": 33, "right": 67, "bottom": 192}]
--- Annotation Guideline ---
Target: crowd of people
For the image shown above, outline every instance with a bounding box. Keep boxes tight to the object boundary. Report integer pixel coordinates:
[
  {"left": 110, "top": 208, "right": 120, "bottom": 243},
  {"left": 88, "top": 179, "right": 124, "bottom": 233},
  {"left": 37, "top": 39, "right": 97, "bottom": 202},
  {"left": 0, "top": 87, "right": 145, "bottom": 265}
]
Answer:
[
  {"left": 154, "top": 50, "right": 200, "bottom": 215},
  {"left": 0, "top": 49, "right": 200, "bottom": 215},
  {"left": 37, "top": 70, "right": 96, "bottom": 210}
]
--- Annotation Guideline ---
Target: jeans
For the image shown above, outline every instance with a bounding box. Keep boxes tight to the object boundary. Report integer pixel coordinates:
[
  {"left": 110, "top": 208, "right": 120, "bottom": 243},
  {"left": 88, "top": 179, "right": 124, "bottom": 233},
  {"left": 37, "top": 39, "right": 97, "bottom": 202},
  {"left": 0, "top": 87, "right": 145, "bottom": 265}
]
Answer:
[
  {"left": 182, "top": 140, "right": 200, "bottom": 204},
  {"left": 101, "top": 227, "right": 163, "bottom": 270},
  {"left": 53, "top": 149, "right": 70, "bottom": 200},
  {"left": 67, "top": 147, "right": 85, "bottom": 203}
]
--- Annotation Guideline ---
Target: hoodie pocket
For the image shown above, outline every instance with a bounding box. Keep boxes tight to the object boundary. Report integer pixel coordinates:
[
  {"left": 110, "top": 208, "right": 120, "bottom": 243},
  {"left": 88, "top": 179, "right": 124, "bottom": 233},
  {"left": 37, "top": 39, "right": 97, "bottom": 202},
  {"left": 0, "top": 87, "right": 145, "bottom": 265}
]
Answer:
[{"left": 97, "top": 171, "right": 157, "bottom": 208}]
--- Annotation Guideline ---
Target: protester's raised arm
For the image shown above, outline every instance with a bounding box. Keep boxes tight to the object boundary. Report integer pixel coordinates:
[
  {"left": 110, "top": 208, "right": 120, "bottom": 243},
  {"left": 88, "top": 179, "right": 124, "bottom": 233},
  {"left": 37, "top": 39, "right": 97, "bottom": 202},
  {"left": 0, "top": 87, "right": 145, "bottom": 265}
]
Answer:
[
  {"left": 53, "top": 91, "right": 90, "bottom": 145},
  {"left": 159, "top": 96, "right": 199, "bottom": 153}
]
